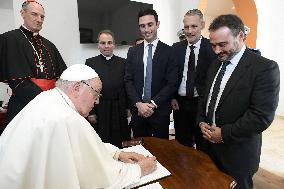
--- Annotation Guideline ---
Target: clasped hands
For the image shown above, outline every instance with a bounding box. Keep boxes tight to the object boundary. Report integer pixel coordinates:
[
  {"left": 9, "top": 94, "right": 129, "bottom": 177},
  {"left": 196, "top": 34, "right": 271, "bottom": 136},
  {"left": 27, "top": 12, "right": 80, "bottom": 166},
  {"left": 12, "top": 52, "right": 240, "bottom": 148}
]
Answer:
[
  {"left": 118, "top": 152, "right": 157, "bottom": 176},
  {"left": 136, "top": 102, "right": 156, "bottom": 118},
  {"left": 199, "top": 122, "right": 223, "bottom": 144}
]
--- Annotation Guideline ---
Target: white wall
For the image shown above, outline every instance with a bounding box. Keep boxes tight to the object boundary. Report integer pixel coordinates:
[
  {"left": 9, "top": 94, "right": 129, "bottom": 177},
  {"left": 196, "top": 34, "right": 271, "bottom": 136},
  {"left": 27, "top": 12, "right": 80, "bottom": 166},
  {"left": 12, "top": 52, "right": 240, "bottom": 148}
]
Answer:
[
  {"left": 152, "top": 0, "right": 180, "bottom": 44},
  {"left": 255, "top": 0, "right": 284, "bottom": 116},
  {"left": 0, "top": 9, "right": 15, "bottom": 33},
  {"left": 179, "top": 0, "right": 199, "bottom": 28}
]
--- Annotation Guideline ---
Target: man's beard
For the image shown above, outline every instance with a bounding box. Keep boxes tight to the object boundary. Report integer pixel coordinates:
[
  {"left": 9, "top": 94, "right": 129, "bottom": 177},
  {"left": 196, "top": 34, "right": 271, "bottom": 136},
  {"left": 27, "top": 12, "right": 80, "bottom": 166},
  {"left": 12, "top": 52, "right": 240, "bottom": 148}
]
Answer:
[
  {"left": 217, "top": 50, "right": 236, "bottom": 62},
  {"left": 217, "top": 41, "right": 240, "bottom": 62}
]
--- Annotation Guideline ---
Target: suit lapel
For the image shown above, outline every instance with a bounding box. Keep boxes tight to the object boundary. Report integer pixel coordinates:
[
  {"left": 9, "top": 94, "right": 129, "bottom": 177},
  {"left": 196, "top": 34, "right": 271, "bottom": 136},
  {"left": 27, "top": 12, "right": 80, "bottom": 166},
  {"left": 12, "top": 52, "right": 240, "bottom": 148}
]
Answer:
[
  {"left": 205, "top": 60, "right": 222, "bottom": 101},
  {"left": 180, "top": 40, "right": 188, "bottom": 68},
  {"left": 196, "top": 38, "right": 206, "bottom": 72},
  {"left": 152, "top": 41, "right": 163, "bottom": 73},
  {"left": 153, "top": 41, "right": 162, "bottom": 64},
  {"left": 218, "top": 49, "right": 252, "bottom": 106},
  {"left": 137, "top": 43, "right": 144, "bottom": 73}
]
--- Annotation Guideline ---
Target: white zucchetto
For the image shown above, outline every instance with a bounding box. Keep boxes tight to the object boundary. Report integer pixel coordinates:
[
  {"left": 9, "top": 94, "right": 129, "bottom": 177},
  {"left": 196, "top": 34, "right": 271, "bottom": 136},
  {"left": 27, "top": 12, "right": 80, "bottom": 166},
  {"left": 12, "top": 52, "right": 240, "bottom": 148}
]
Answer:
[{"left": 60, "top": 64, "right": 98, "bottom": 81}]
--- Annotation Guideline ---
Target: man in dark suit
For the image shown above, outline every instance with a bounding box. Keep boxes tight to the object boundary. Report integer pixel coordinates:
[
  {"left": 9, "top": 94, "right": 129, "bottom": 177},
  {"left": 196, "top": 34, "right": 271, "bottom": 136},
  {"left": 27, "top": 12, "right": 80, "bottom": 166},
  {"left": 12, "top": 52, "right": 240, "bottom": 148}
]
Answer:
[
  {"left": 125, "top": 9, "right": 178, "bottom": 138},
  {"left": 197, "top": 15, "right": 280, "bottom": 189},
  {"left": 171, "top": 9, "right": 216, "bottom": 148}
]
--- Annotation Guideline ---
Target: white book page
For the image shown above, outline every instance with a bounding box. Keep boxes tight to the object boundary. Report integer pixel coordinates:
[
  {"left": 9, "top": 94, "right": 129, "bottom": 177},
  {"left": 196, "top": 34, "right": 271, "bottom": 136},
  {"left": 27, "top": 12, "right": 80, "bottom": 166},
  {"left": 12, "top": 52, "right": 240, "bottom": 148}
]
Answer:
[{"left": 123, "top": 145, "right": 171, "bottom": 189}]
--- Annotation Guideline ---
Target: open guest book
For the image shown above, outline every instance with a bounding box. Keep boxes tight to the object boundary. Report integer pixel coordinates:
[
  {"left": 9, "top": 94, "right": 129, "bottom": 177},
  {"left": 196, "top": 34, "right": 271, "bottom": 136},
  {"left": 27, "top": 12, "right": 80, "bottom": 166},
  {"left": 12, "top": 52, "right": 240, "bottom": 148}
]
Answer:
[{"left": 123, "top": 145, "right": 171, "bottom": 189}]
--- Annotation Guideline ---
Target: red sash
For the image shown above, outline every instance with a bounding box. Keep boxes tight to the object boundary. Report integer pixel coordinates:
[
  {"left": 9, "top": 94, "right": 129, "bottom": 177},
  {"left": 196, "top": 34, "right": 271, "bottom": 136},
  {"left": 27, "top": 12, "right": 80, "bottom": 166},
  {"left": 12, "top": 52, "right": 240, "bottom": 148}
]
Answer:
[{"left": 30, "top": 78, "right": 56, "bottom": 91}]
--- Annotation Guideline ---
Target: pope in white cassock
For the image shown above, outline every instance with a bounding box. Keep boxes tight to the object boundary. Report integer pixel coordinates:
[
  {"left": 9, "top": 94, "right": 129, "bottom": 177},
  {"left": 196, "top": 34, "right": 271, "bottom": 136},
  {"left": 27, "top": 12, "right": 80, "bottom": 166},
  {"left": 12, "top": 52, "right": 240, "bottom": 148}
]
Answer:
[{"left": 0, "top": 64, "right": 157, "bottom": 189}]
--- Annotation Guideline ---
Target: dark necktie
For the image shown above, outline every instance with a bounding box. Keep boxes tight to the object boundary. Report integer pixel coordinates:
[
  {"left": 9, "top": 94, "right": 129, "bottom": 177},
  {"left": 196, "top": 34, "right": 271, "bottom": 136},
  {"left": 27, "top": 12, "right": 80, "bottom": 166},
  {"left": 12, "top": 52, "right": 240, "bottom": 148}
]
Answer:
[
  {"left": 186, "top": 45, "right": 195, "bottom": 97},
  {"left": 206, "top": 61, "right": 230, "bottom": 125},
  {"left": 143, "top": 44, "right": 153, "bottom": 102}
]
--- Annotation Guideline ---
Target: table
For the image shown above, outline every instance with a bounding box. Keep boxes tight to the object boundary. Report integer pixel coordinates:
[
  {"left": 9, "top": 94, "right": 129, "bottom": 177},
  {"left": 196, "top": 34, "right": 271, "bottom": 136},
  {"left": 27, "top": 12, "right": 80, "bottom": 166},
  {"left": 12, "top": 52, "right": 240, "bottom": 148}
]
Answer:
[{"left": 142, "top": 137, "right": 235, "bottom": 189}]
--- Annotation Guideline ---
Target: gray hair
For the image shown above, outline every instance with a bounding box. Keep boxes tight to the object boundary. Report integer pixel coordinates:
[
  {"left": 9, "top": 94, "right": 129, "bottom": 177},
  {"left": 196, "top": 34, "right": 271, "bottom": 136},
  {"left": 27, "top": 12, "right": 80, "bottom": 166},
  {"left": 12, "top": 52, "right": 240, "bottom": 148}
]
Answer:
[
  {"left": 56, "top": 79, "right": 75, "bottom": 91},
  {"left": 185, "top": 9, "right": 204, "bottom": 21},
  {"left": 55, "top": 79, "right": 92, "bottom": 91}
]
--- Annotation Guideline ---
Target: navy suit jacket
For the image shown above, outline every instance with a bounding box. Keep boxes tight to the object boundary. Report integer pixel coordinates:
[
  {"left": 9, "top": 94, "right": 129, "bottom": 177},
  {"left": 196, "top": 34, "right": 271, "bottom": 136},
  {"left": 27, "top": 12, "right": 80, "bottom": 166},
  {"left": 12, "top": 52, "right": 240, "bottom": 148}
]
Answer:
[
  {"left": 197, "top": 48, "right": 280, "bottom": 174},
  {"left": 125, "top": 41, "right": 178, "bottom": 115},
  {"left": 172, "top": 37, "right": 216, "bottom": 97}
]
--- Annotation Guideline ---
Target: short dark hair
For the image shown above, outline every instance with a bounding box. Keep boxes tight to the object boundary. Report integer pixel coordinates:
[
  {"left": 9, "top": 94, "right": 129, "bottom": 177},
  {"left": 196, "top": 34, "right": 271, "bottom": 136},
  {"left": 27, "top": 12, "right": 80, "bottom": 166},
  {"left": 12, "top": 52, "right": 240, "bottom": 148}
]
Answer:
[
  {"left": 22, "top": 0, "right": 44, "bottom": 11},
  {"left": 138, "top": 8, "right": 158, "bottom": 23},
  {"left": 97, "top": 29, "right": 115, "bottom": 43},
  {"left": 209, "top": 14, "right": 245, "bottom": 37}
]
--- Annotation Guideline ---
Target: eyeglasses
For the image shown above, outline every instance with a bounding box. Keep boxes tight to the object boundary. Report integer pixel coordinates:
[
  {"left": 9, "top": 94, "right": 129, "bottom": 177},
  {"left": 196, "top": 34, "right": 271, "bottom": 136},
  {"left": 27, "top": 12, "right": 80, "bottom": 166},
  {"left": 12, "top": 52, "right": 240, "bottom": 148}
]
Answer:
[{"left": 81, "top": 81, "right": 102, "bottom": 99}]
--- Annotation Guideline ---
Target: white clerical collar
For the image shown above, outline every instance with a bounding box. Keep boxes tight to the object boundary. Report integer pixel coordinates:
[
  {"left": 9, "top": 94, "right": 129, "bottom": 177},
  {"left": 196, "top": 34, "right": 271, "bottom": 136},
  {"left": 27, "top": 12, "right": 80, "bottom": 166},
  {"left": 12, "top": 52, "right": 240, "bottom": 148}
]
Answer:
[
  {"left": 22, "top": 25, "right": 39, "bottom": 36},
  {"left": 144, "top": 38, "right": 159, "bottom": 49},
  {"left": 101, "top": 54, "right": 113, "bottom": 60},
  {"left": 188, "top": 36, "right": 202, "bottom": 48},
  {"left": 55, "top": 87, "right": 77, "bottom": 112}
]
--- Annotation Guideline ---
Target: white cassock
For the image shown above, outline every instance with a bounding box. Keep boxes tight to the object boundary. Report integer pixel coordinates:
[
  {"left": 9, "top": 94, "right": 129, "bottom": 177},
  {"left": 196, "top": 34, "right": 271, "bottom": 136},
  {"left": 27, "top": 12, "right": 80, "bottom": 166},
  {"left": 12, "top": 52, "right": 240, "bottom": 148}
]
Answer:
[{"left": 0, "top": 88, "right": 141, "bottom": 189}]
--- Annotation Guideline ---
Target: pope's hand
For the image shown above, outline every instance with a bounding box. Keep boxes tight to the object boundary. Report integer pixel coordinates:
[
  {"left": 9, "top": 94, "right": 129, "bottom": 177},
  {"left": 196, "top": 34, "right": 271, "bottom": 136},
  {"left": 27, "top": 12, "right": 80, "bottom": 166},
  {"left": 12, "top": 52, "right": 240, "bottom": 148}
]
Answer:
[
  {"left": 138, "top": 156, "right": 157, "bottom": 176},
  {"left": 118, "top": 152, "right": 145, "bottom": 163}
]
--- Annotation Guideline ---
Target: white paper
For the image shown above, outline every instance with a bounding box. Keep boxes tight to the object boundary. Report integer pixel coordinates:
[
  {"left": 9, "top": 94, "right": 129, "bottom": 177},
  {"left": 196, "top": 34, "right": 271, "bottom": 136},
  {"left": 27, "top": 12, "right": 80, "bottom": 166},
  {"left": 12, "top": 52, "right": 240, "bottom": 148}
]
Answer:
[{"left": 123, "top": 145, "right": 171, "bottom": 189}]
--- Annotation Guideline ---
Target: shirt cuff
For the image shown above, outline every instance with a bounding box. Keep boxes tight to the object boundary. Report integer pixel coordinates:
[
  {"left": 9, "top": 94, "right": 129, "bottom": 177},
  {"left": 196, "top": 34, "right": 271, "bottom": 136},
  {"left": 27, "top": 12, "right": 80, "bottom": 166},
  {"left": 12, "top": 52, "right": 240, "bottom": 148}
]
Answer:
[
  {"left": 114, "top": 150, "right": 122, "bottom": 160},
  {"left": 150, "top": 100, "right": 158, "bottom": 108}
]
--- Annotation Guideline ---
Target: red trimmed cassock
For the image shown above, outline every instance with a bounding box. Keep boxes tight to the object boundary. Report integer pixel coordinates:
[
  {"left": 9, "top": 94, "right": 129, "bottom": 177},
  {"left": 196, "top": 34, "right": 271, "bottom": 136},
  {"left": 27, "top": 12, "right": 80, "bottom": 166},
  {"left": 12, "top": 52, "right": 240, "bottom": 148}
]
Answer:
[{"left": 0, "top": 26, "right": 67, "bottom": 124}]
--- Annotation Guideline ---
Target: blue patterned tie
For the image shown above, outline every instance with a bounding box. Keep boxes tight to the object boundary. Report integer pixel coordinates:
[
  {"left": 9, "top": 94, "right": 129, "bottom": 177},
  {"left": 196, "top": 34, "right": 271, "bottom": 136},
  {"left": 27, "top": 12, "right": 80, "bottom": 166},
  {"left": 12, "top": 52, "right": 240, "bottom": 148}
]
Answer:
[
  {"left": 206, "top": 61, "right": 230, "bottom": 125},
  {"left": 143, "top": 44, "right": 153, "bottom": 102}
]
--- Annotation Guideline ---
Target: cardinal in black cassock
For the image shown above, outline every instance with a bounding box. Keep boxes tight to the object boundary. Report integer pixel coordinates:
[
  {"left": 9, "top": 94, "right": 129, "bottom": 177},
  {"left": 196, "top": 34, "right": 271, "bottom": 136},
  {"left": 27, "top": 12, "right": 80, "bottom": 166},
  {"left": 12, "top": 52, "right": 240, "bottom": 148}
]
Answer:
[{"left": 0, "top": 1, "right": 66, "bottom": 125}]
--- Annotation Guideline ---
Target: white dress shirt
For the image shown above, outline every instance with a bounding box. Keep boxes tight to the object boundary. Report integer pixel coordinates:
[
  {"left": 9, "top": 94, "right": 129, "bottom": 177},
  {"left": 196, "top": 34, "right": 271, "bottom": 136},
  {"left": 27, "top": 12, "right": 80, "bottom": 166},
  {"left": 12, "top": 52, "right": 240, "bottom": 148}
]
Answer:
[{"left": 178, "top": 37, "right": 202, "bottom": 97}]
